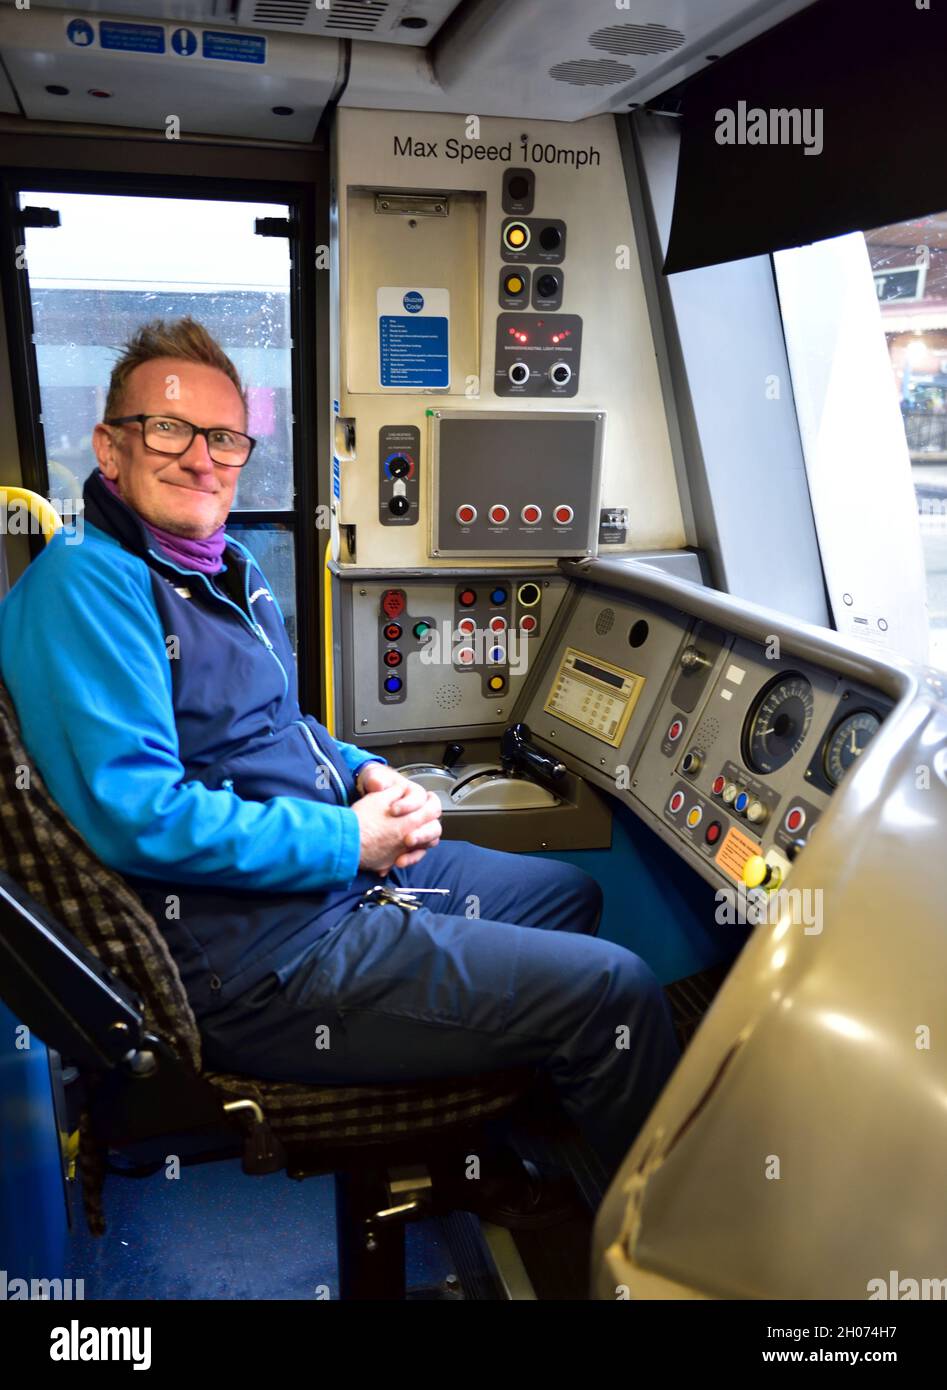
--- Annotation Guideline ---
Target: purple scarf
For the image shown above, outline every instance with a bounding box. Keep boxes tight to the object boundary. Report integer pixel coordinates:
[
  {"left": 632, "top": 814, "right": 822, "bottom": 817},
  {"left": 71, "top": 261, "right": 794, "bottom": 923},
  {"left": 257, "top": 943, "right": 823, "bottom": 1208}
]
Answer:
[{"left": 98, "top": 472, "right": 227, "bottom": 575}]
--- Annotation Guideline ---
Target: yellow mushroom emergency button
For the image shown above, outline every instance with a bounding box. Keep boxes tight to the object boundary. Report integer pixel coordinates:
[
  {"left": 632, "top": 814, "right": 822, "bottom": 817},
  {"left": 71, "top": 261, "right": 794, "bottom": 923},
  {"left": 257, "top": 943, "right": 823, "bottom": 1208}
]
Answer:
[{"left": 742, "top": 855, "right": 782, "bottom": 891}]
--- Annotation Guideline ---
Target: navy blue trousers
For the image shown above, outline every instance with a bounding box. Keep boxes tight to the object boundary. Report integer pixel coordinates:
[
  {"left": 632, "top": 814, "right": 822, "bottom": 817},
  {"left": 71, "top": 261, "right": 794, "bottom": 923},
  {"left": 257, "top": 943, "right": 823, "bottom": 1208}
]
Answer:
[{"left": 199, "top": 841, "right": 680, "bottom": 1175}]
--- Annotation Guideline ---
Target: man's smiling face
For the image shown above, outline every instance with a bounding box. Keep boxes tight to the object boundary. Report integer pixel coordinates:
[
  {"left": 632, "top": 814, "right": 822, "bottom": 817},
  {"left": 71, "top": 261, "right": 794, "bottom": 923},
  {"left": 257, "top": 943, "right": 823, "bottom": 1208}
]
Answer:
[{"left": 92, "top": 357, "right": 246, "bottom": 538}]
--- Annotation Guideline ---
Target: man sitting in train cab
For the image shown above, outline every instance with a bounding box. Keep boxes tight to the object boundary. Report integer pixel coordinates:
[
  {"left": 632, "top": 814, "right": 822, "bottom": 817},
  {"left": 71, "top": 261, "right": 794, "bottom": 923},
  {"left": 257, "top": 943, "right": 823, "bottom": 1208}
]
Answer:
[{"left": 0, "top": 317, "right": 679, "bottom": 1209}]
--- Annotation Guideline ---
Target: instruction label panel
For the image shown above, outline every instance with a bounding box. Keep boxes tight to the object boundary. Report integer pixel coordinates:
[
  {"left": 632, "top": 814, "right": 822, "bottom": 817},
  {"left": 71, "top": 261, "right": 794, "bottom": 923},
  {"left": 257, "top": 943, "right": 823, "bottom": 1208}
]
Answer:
[{"left": 378, "top": 287, "right": 450, "bottom": 389}]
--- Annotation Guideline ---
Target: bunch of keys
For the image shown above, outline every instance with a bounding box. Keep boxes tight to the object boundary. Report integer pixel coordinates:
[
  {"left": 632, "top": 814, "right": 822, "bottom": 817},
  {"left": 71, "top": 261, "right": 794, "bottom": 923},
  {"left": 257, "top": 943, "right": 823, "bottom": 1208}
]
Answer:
[{"left": 359, "top": 884, "right": 450, "bottom": 913}]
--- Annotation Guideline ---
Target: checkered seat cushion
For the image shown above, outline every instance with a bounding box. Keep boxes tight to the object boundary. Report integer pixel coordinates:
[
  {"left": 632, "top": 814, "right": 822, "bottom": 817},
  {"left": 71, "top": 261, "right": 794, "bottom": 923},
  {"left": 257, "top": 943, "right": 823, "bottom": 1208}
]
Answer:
[{"left": 0, "top": 679, "right": 531, "bottom": 1235}]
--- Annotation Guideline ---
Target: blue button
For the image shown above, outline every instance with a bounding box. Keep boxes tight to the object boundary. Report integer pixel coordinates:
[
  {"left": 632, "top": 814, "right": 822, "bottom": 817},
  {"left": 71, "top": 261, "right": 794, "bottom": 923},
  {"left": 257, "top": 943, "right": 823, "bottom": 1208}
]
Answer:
[
  {"left": 490, "top": 587, "right": 507, "bottom": 605},
  {"left": 384, "top": 676, "right": 402, "bottom": 693},
  {"left": 489, "top": 646, "right": 505, "bottom": 664},
  {"left": 734, "top": 791, "right": 749, "bottom": 813}
]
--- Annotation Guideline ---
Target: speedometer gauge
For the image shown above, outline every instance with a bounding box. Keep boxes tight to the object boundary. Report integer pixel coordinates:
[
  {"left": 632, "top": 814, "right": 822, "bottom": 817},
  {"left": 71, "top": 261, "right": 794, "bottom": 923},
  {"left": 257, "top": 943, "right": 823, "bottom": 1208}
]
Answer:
[
  {"left": 742, "top": 672, "right": 815, "bottom": 774},
  {"left": 822, "top": 710, "right": 881, "bottom": 787}
]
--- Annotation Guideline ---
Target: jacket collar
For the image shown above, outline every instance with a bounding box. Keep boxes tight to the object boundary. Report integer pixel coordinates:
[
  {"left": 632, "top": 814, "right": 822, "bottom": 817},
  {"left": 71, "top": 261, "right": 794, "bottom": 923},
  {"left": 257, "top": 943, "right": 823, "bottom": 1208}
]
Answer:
[{"left": 82, "top": 468, "right": 243, "bottom": 578}]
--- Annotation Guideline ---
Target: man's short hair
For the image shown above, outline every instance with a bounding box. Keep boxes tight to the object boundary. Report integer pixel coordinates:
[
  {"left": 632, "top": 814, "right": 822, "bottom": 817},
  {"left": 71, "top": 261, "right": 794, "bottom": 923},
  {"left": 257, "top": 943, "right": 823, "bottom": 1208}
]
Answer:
[{"left": 105, "top": 317, "right": 247, "bottom": 419}]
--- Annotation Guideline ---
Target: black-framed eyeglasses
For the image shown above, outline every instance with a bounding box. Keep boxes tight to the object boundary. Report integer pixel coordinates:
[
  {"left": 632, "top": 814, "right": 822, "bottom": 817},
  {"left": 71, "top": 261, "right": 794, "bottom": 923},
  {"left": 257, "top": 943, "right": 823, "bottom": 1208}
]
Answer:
[{"left": 105, "top": 414, "right": 257, "bottom": 468}]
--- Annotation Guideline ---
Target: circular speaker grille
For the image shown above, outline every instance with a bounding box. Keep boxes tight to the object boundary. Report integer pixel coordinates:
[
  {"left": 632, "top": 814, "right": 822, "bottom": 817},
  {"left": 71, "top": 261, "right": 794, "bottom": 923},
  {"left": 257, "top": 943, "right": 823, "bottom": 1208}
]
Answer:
[
  {"left": 434, "top": 683, "right": 463, "bottom": 710},
  {"left": 549, "top": 58, "right": 636, "bottom": 86},
  {"left": 595, "top": 607, "right": 615, "bottom": 635},
  {"left": 589, "top": 23, "right": 685, "bottom": 56},
  {"left": 697, "top": 717, "right": 720, "bottom": 751}
]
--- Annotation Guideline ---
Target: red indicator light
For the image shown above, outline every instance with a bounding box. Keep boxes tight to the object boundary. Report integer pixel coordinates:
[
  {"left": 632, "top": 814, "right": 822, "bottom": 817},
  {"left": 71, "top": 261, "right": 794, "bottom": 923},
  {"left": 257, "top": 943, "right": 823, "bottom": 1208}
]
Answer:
[
  {"left": 552, "top": 335, "right": 559, "bottom": 343},
  {"left": 459, "top": 588, "right": 477, "bottom": 607}
]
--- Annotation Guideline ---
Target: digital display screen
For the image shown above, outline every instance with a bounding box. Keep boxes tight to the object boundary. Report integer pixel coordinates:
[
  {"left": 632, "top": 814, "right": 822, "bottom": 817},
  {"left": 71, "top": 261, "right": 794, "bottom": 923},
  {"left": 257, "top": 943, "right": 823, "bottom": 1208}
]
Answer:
[{"left": 573, "top": 657, "right": 624, "bottom": 690}]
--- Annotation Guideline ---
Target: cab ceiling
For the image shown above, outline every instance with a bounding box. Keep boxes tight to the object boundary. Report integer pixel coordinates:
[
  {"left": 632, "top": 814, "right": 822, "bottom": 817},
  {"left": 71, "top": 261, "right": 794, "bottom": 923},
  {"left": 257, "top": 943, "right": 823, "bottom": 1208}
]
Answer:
[{"left": 0, "top": 0, "right": 817, "bottom": 140}]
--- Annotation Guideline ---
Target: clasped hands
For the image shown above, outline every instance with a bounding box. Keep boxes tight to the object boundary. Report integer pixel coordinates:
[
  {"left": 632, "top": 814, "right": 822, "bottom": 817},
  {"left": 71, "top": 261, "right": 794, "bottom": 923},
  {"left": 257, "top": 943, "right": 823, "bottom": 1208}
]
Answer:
[{"left": 352, "top": 761, "right": 443, "bottom": 874}]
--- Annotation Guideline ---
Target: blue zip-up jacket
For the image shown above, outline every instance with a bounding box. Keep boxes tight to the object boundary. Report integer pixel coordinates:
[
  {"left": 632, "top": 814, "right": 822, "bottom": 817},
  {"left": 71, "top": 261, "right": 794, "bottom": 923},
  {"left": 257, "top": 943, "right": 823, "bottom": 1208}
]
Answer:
[{"left": 0, "top": 468, "right": 387, "bottom": 1016}]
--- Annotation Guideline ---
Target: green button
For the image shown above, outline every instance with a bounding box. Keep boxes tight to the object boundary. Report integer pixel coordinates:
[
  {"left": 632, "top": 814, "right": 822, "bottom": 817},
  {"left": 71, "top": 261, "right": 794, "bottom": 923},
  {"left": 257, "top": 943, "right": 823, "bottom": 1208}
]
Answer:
[{"left": 413, "top": 622, "right": 431, "bottom": 638}]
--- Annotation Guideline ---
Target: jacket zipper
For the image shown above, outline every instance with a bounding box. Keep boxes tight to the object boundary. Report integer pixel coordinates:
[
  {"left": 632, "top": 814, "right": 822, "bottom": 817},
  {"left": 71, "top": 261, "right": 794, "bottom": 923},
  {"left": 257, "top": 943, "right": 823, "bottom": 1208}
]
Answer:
[
  {"left": 145, "top": 545, "right": 290, "bottom": 698},
  {"left": 147, "top": 545, "right": 346, "bottom": 804}
]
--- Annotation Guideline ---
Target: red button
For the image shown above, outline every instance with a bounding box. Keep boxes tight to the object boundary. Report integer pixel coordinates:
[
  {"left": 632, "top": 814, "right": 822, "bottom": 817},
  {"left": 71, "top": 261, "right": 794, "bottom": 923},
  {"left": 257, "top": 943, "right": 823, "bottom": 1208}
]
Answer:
[
  {"left": 381, "top": 589, "right": 404, "bottom": 618},
  {"left": 712, "top": 775, "right": 726, "bottom": 796},
  {"left": 383, "top": 649, "right": 402, "bottom": 667},
  {"left": 489, "top": 616, "right": 506, "bottom": 632},
  {"left": 457, "top": 617, "right": 476, "bottom": 636},
  {"left": 520, "top": 614, "right": 538, "bottom": 632},
  {"left": 489, "top": 505, "right": 509, "bottom": 525},
  {"left": 668, "top": 719, "right": 684, "bottom": 742},
  {"left": 668, "top": 791, "right": 685, "bottom": 814},
  {"left": 705, "top": 821, "right": 722, "bottom": 845},
  {"left": 456, "top": 504, "right": 477, "bottom": 525},
  {"left": 554, "top": 504, "right": 574, "bottom": 525},
  {"left": 383, "top": 623, "right": 402, "bottom": 641},
  {"left": 521, "top": 505, "right": 541, "bottom": 524},
  {"left": 459, "top": 589, "right": 477, "bottom": 607},
  {"left": 785, "top": 806, "right": 806, "bottom": 833},
  {"left": 457, "top": 647, "right": 476, "bottom": 665}
]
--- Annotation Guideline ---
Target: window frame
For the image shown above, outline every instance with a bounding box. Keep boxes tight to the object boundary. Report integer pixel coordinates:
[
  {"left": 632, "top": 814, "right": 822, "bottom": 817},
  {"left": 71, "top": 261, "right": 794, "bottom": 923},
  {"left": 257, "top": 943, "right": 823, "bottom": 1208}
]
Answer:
[{"left": 0, "top": 160, "right": 327, "bottom": 715}]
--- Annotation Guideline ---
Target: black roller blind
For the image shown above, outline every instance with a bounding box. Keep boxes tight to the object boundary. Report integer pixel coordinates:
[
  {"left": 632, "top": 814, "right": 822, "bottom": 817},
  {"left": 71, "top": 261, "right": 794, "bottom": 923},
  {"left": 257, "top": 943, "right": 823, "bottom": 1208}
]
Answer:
[{"left": 663, "top": 0, "right": 947, "bottom": 274}]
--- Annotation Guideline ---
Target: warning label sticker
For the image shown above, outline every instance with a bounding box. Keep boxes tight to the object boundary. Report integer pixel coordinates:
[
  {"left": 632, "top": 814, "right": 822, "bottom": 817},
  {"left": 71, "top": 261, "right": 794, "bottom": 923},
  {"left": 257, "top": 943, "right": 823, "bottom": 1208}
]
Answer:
[{"left": 715, "top": 825, "right": 760, "bottom": 883}]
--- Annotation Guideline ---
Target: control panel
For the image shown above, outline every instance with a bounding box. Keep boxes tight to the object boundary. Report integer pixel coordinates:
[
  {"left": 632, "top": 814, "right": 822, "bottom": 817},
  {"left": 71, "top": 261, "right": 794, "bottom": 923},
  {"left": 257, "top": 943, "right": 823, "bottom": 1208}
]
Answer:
[
  {"left": 494, "top": 313, "right": 582, "bottom": 397},
  {"left": 378, "top": 424, "right": 420, "bottom": 527},
  {"left": 430, "top": 409, "right": 602, "bottom": 558},
  {"left": 522, "top": 589, "right": 894, "bottom": 897},
  {"left": 342, "top": 574, "right": 568, "bottom": 739}
]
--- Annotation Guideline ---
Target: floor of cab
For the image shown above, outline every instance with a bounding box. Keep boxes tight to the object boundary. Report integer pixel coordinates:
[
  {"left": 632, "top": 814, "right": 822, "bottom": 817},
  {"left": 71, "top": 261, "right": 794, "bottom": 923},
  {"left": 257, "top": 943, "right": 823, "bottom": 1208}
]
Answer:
[{"left": 64, "top": 1116, "right": 606, "bottom": 1301}]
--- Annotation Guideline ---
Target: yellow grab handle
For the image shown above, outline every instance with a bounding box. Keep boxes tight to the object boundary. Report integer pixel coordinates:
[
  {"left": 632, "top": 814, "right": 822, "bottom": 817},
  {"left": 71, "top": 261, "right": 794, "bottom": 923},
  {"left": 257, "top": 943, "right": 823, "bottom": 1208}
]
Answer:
[{"left": 0, "top": 486, "right": 62, "bottom": 543}]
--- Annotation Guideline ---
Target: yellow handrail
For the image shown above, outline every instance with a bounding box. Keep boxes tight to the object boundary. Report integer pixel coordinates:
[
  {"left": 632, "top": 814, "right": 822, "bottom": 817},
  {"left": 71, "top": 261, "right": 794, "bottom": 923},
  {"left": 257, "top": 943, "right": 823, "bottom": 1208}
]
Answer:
[
  {"left": 322, "top": 544, "right": 335, "bottom": 735},
  {"left": 0, "top": 486, "right": 62, "bottom": 543}
]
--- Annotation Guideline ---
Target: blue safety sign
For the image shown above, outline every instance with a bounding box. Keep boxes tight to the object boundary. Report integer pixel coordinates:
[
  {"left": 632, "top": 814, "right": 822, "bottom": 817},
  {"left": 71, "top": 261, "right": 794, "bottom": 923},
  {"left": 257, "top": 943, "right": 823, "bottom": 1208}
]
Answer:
[
  {"left": 66, "top": 18, "right": 94, "bottom": 46},
  {"left": 99, "top": 21, "right": 166, "bottom": 54},
  {"left": 202, "top": 31, "right": 266, "bottom": 63},
  {"left": 378, "top": 287, "right": 450, "bottom": 389},
  {"left": 171, "top": 28, "right": 198, "bottom": 57}
]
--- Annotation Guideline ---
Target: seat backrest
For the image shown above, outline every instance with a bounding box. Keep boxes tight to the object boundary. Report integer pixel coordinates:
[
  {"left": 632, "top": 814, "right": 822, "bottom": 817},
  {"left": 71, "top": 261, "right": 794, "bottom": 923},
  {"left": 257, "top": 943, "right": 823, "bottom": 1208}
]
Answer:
[{"left": 0, "top": 677, "right": 201, "bottom": 1071}]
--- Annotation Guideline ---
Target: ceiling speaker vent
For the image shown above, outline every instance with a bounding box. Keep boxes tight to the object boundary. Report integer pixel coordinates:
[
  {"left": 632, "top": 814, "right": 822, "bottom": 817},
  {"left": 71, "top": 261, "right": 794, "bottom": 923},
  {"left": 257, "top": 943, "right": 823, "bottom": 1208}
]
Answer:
[
  {"left": 325, "top": 0, "right": 389, "bottom": 31},
  {"left": 595, "top": 607, "right": 615, "bottom": 635},
  {"left": 250, "top": 0, "right": 312, "bottom": 25},
  {"left": 588, "top": 23, "right": 686, "bottom": 56},
  {"left": 250, "top": 0, "right": 390, "bottom": 31},
  {"left": 549, "top": 59, "right": 636, "bottom": 87}
]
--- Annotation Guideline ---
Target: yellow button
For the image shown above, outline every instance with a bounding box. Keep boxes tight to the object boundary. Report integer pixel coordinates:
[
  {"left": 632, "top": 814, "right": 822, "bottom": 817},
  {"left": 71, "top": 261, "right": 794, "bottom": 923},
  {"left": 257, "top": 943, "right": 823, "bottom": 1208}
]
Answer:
[
  {"left": 742, "top": 855, "right": 769, "bottom": 889},
  {"left": 488, "top": 675, "right": 505, "bottom": 690},
  {"left": 505, "top": 275, "right": 524, "bottom": 295},
  {"left": 686, "top": 807, "right": 702, "bottom": 828},
  {"left": 507, "top": 226, "right": 527, "bottom": 247}
]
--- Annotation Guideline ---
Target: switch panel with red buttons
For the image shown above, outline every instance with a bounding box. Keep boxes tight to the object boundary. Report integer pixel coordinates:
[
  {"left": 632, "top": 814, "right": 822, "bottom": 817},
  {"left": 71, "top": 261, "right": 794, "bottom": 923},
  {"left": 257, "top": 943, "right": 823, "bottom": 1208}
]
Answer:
[
  {"left": 377, "top": 588, "right": 436, "bottom": 705},
  {"left": 430, "top": 409, "right": 603, "bottom": 558}
]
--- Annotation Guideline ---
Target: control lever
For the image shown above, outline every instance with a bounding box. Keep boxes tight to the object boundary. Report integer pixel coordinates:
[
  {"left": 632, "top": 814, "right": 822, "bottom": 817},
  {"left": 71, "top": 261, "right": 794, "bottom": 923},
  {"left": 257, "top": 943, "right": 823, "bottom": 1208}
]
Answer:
[
  {"left": 442, "top": 742, "right": 465, "bottom": 769},
  {"left": 500, "top": 722, "right": 566, "bottom": 783}
]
